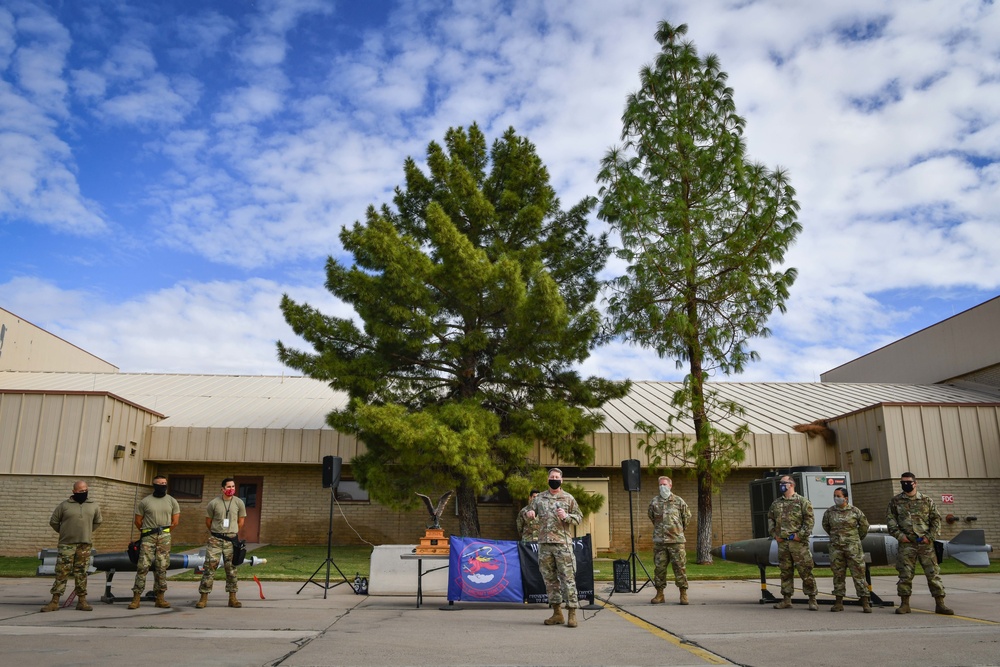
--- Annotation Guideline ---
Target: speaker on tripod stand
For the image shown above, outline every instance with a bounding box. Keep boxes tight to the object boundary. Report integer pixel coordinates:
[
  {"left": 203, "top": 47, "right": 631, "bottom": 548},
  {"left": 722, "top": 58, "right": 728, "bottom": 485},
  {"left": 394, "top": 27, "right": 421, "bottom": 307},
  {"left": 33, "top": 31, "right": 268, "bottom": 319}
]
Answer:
[
  {"left": 298, "top": 455, "right": 351, "bottom": 598},
  {"left": 621, "top": 459, "right": 652, "bottom": 594}
]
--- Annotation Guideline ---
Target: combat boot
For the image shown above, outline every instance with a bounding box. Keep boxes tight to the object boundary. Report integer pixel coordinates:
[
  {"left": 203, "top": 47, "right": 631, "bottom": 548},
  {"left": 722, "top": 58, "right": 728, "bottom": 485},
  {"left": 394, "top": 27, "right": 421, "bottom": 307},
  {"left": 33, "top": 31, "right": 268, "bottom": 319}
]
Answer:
[
  {"left": 830, "top": 595, "right": 844, "bottom": 612},
  {"left": 934, "top": 596, "right": 954, "bottom": 615},
  {"left": 860, "top": 596, "right": 872, "bottom": 613},
  {"left": 566, "top": 608, "right": 577, "bottom": 628},
  {"left": 679, "top": 589, "right": 689, "bottom": 605},
  {"left": 154, "top": 592, "right": 171, "bottom": 608},
  {"left": 895, "top": 595, "right": 910, "bottom": 614},
  {"left": 195, "top": 593, "right": 209, "bottom": 609},
  {"left": 40, "top": 594, "right": 60, "bottom": 612},
  {"left": 543, "top": 603, "right": 564, "bottom": 625},
  {"left": 808, "top": 596, "right": 818, "bottom": 611},
  {"left": 228, "top": 592, "right": 242, "bottom": 608},
  {"left": 127, "top": 593, "right": 142, "bottom": 609},
  {"left": 75, "top": 595, "right": 93, "bottom": 611},
  {"left": 773, "top": 595, "right": 792, "bottom": 609},
  {"left": 650, "top": 588, "right": 665, "bottom": 604}
]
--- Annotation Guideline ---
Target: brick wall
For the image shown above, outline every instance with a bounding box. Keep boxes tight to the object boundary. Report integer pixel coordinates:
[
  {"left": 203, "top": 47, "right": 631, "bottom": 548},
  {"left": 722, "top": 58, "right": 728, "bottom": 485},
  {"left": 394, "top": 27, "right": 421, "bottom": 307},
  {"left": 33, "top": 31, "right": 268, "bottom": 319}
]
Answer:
[
  {"left": 0, "top": 474, "right": 148, "bottom": 556},
  {"left": 5, "top": 468, "right": 995, "bottom": 559},
  {"left": 604, "top": 467, "right": 759, "bottom": 552},
  {"left": 854, "top": 477, "right": 999, "bottom": 548},
  {"left": 156, "top": 463, "right": 521, "bottom": 548}
]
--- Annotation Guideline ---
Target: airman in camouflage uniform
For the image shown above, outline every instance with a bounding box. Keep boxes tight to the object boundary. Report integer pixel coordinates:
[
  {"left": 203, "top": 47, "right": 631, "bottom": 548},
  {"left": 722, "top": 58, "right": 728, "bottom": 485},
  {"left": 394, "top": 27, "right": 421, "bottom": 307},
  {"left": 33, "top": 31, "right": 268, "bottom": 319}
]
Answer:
[
  {"left": 647, "top": 476, "right": 691, "bottom": 605},
  {"left": 516, "top": 490, "right": 541, "bottom": 542},
  {"left": 41, "top": 480, "right": 102, "bottom": 612},
  {"left": 767, "top": 475, "right": 818, "bottom": 610},
  {"left": 129, "top": 475, "right": 180, "bottom": 610},
  {"left": 525, "top": 468, "right": 582, "bottom": 628},
  {"left": 196, "top": 477, "right": 247, "bottom": 609},
  {"left": 886, "top": 472, "right": 952, "bottom": 615},
  {"left": 822, "top": 486, "right": 871, "bottom": 612}
]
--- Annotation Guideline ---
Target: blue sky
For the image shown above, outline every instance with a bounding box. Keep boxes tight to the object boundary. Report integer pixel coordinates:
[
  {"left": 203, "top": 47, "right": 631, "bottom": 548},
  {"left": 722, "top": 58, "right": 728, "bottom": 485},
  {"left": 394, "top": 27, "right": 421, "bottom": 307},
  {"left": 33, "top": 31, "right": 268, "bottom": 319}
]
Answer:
[{"left": 1, "top": 0, "right": 998, "bottom": 381}]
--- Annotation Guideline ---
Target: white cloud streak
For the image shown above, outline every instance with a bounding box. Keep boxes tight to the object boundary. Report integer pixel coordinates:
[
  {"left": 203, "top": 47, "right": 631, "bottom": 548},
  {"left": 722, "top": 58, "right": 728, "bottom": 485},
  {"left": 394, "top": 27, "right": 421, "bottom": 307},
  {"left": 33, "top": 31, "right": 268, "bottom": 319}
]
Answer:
[{"left": 1, "top": 0, "right": 999, "bottom": 380}]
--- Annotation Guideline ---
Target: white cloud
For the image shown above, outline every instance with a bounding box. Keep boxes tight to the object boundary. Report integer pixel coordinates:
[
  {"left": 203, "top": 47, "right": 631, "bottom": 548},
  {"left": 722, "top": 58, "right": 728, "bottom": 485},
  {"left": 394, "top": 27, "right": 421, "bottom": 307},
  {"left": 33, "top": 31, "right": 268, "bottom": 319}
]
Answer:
[
  {"left": 3, "top": 0, "right": 1000, "bottom": 382},
  {"left": 0, "top": 275, "right": 353, "bottom": 375}
]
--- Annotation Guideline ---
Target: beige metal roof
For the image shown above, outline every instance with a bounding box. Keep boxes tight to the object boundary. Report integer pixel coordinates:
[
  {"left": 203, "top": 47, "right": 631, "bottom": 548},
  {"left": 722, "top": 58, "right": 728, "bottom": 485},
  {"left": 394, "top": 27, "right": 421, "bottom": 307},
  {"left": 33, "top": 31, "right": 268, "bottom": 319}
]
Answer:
[
  {"left": 1, "top": 371, "right": 996, "bottom": 437},
  {"left": 0, "top": 372, "right": 346, "bottom": 429},
  {"left": 611, "top": 381, "right": 1000, "bottom": 435}
]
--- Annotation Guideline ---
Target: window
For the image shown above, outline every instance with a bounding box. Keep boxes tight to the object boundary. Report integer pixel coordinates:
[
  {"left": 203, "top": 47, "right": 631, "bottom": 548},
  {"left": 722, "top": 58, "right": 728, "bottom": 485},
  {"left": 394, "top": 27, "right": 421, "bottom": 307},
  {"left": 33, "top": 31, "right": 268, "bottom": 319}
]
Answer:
[
  {"left": 479, "top": 485, "right": 513, "bottom": 505},
  {"left": 168, "top": 475, "right": 203, "bottom": 500},
  {"left": 238, "top": 483, "right": 257, "bottom": 508},
  {"left": 334, "top": 479, "right": 369, "bottom": 502}
]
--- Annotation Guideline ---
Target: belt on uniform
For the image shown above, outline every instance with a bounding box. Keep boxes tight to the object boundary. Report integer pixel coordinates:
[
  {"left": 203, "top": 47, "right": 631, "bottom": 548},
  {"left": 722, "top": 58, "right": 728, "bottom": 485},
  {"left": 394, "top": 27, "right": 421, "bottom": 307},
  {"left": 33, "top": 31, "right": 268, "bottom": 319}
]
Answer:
[
  {"left": 211, "top": 532, "right": 238, "bottom": 540},
  {"left": 141, "top": 527, "right": 170, "bottom": 536}
]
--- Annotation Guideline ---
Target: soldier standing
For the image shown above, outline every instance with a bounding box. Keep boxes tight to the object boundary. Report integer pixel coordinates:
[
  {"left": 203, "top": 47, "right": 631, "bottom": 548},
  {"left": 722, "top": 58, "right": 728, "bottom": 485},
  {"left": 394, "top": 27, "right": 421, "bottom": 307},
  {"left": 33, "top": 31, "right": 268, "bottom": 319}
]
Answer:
[
  {"left": 129, "top": 475, "right": 180, "bottom": 609},
  {"left": 822, "top": 486, "right": 871, "bottom": 612},
  {"left": 42, "top": 481, "right": 103, "bottom": 612},
  {"left": 647, "top": 476, "right": 691, "bottom": 605},
  {"left": 767, "top": 475, "right": 818, "bottom": 610},
  {"left": 195, "top": 477, "right": 247, "bottom": 609},
  {"left": 524, "top": 468, "right": 582, "bottom": 628},
  {"left": 886, "top": 472, "right": 953, "bottom": 615},
  {"left": 516, "top": 490, "right": 540, "bottom": 542}
]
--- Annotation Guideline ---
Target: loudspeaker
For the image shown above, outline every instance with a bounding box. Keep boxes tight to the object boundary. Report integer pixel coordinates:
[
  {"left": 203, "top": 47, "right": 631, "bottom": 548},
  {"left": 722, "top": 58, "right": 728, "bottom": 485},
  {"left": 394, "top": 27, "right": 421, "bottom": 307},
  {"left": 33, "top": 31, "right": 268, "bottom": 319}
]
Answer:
[
  {"left": 622, "top": 459, "right": 641, "bottom": 492},
  {"left": 322, "top": 455, "right": 342, "bottom": 489}
]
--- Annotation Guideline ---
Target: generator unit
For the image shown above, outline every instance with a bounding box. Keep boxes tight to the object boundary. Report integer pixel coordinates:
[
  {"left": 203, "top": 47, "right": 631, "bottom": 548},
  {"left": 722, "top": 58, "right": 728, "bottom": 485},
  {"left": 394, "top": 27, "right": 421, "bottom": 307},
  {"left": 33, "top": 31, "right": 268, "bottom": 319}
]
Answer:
[{"left": 749, "top": 468, "right": 851, "bottom": 538}]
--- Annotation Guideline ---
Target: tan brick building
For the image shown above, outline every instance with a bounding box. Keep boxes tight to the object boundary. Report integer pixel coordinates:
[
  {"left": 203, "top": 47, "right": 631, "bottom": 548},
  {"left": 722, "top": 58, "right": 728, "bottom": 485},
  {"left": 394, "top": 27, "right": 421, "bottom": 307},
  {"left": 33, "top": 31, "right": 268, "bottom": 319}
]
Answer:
[{"left": 2, "top": 303, "right": 998, "bottom": 558}]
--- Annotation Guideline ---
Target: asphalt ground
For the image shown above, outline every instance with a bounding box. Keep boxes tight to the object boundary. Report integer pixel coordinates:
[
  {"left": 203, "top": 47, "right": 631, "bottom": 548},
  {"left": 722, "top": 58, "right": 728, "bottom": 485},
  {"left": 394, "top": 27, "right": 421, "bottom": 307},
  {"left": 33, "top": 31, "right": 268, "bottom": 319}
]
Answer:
[{"left": 0, "top": 573, "right": 998, "bottom": 667}]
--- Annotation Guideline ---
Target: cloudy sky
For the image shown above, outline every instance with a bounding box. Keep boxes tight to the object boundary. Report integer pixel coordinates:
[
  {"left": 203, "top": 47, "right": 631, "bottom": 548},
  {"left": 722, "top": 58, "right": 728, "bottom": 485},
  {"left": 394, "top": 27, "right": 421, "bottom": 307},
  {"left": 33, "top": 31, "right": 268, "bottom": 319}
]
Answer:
[{"left": 1, "top": 0, "right": 998, "bottom": 382}]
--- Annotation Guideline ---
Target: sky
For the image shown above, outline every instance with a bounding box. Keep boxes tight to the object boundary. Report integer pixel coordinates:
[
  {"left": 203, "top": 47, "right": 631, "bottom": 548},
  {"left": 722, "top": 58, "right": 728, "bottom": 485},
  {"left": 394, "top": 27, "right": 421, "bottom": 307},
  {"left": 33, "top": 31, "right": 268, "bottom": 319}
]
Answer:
[{"left": 1, "top": 0, "right": 999, "bottom": 382}]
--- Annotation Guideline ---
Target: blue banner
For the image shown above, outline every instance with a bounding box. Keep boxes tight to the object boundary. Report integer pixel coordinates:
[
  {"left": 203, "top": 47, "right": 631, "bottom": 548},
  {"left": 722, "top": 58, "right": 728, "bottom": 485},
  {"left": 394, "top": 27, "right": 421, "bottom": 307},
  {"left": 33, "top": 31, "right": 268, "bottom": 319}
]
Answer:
[{"left": 447, "top": 536, "right": 524, "bottom": 603}]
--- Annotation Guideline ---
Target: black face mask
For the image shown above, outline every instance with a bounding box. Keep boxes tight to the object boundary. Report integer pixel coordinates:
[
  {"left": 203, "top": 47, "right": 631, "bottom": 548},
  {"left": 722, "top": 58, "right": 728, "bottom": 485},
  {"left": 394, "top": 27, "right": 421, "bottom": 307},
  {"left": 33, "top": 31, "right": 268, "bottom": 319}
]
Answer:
[
  {"left": 152, "top": 484, "right": 168, "bottom": 498},
  {"left": 548, "top": 479, "right": 561, "bottom": 490},
  {"left": 72, "top": 491, "right": 88, "bottom": 503},
  {"left": 901, "top": 480, "right": 915, "bottom": 493}
]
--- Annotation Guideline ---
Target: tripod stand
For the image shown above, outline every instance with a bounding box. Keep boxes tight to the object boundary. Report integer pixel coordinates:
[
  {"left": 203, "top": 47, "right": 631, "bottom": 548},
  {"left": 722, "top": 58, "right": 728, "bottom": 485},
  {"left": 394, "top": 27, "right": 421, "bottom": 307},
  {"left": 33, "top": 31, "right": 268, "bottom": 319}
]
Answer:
[
  {"left": 626, "top": 489, "right": 652, "bottom": 593},
  {"left": 297, "top": 484, "right": 351, "bottom": 598}
]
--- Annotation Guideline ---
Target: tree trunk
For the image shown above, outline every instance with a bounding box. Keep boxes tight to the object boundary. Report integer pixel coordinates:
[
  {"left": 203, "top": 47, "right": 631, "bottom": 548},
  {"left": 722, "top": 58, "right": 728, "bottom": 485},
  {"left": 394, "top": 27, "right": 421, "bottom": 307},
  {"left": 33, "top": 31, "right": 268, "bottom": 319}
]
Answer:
[
  {"left": 455, "top": 484, "right": 481, "bottom": 537},
  {"left": 696, "top": 468, "right": 714, "bottom": 564}
]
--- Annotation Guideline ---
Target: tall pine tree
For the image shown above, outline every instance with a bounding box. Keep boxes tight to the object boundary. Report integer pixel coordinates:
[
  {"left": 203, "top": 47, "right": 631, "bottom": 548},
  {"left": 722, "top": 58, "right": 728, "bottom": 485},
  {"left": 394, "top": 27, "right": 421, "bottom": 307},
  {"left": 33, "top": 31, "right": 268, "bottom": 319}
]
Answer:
[
  {"left": 280, "top": 124, "right": 629, "bottom": 536},
  {"left": 597, "top": 23, "right": 801, "bottom": 562}
]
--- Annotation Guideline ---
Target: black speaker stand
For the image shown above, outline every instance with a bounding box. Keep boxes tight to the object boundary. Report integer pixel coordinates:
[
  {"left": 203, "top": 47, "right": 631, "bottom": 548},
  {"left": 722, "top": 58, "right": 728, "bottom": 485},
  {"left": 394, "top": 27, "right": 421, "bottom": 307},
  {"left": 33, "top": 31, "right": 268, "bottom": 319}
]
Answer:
[
  {"left": 626, "top": 489, "right": 652, "bottom": 594},
  {"left": 297, "top": 485, "right": 351, "bottom": 598}
]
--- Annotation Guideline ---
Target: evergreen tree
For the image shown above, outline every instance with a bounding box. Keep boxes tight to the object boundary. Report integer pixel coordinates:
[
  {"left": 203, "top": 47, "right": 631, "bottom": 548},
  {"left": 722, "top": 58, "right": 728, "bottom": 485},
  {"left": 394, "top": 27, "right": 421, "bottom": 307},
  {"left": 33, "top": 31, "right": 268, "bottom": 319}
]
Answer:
[
  {"left": 280, "top": 124, "right": 629, "bottom": 536},
  {"left": 597, "top": 23, "right": 801, "bottom": 562}
]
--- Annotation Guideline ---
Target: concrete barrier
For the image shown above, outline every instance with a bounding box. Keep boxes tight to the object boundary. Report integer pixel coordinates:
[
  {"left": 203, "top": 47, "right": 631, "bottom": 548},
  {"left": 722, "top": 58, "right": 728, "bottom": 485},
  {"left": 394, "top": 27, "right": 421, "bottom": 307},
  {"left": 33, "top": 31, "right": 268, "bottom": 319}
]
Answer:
[{"left": 368, "top": 544, "right": 450, "bottom": 596}]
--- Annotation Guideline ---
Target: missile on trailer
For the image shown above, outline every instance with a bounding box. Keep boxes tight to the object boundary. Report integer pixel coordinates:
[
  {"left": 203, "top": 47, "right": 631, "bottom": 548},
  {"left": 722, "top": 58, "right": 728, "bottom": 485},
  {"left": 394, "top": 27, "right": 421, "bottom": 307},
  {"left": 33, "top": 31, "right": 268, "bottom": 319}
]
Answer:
[
  {"left": 710, "top": 529, "right": 992, "bottom": 568},
  {"left": 37, "top": 549, "right": 267, "bottom": 575}
]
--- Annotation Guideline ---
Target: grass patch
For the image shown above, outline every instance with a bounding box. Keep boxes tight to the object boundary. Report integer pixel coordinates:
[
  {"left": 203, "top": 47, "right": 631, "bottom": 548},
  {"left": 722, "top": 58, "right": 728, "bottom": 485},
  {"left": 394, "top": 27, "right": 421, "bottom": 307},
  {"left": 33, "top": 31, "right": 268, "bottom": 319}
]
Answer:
[
  {"left": 0, "top": 557, "right": 40, "bottom": 578},
  {"left": 595, "top": 550, "right": 1000, "bottom": 580},
  {"left": 169, "top": 545, "right": 373, "bottom": 581},
  {"left": 7, "top": 546, "right": 998, "bottom": 581}
]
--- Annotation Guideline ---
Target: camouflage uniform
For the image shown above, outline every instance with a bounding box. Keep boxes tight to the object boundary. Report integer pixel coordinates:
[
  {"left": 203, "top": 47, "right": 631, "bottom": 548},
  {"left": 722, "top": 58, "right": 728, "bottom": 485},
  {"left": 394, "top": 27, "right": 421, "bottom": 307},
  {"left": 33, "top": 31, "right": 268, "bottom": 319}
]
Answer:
[
  {"left": 822, "top": 503, "right": 869, "bottom": 598},
  {"left": 48, "top": 497, "right": 102, "bottom": 597},
  {"left": 530, "top": 488, "right": 582, "bottom": 607},
  {"left": 517, "top": 504, "right": 540, "bottom": 542},
  {"left": 199, "top": 494, "right": 247, "bottom": 594},
  {"left": 132, "top": 493, "right": 180, "bottom": 595},
  {"left": 767, "top": 493, "right": 817, "bottom": 597},
  {"left": 886, "top": 491, "right": 944, "bottom": 597},
  {"left": 648, "top": 492, "right": 691, "bottom": 590}
]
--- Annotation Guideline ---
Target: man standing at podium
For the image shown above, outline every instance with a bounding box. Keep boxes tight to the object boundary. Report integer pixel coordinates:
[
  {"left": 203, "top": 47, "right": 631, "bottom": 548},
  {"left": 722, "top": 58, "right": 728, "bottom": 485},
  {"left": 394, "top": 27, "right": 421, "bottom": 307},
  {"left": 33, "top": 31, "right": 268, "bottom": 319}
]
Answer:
[{"left": 524, "top": 468, "right": 582, "bottom": 628}]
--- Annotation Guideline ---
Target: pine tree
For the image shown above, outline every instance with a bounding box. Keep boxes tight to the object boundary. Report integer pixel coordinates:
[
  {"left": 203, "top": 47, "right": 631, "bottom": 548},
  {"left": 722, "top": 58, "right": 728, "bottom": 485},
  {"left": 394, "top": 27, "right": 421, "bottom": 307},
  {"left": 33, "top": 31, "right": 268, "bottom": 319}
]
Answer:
[
  {"left": 280, "top": 124, "right": 629, "bottom": 536},
  {"left": 597, "top": 23, "right": 801, "bottom": 562}
]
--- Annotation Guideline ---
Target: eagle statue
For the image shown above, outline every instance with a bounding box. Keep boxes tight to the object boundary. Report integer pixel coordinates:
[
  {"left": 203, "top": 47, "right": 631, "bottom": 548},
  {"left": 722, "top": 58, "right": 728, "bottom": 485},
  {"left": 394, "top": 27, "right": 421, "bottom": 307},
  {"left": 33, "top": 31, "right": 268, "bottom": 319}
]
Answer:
[{"left": 416, "top": 490, "right": 454, "bottom": 530}]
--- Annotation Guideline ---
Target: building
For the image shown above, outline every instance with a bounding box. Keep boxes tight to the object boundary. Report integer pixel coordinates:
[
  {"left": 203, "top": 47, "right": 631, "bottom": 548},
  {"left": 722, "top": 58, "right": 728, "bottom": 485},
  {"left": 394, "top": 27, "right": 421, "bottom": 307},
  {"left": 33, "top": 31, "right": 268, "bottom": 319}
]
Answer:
[{"left": 1, "top": 304, "right": 998, "bottom": 557}]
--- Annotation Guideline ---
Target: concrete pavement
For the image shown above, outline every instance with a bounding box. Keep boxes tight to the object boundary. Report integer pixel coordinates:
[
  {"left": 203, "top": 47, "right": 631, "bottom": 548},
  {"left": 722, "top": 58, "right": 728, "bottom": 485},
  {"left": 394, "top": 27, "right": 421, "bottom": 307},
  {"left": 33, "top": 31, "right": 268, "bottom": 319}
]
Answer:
[{"left": 1, "top": 573, "right": 998, "bottom": 667}]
